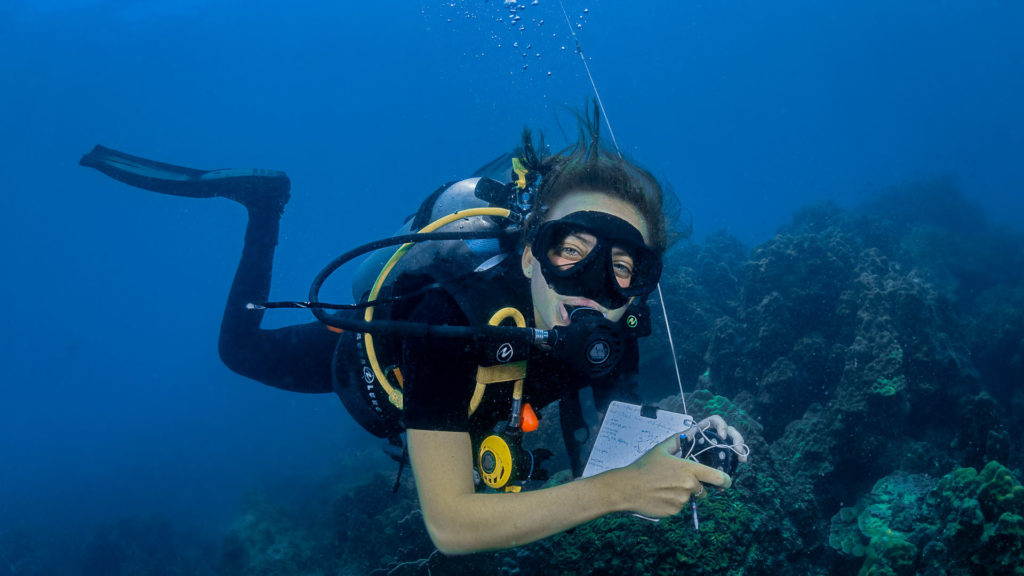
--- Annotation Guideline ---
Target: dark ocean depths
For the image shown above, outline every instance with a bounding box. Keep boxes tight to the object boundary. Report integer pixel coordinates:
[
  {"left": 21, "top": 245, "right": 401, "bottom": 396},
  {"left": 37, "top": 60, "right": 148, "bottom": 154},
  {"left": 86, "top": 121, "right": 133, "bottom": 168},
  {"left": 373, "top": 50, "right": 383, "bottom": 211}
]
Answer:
[{"left": 2, "top": 1, "right": 1022, "bottom": 574}]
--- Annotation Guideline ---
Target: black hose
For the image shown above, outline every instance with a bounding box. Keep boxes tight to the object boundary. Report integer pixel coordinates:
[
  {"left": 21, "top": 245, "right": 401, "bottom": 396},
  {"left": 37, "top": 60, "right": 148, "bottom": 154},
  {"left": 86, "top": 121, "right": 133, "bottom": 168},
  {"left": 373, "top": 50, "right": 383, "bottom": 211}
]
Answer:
[
  {"left": 308, "top": 313, "right": 541, "bottom": 348},
  {"left": 307, "top": 228, "right": 516, "bottom": 324},
  {"left": 301, "top": 226, "right": 546, "bottom": 346}
]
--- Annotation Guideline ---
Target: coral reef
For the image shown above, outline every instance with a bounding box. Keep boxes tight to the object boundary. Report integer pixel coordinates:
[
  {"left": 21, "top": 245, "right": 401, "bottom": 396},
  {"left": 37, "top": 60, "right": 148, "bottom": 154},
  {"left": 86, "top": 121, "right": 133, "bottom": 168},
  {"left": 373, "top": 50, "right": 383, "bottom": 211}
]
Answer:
[
  {"left": 666, "top": 190, "right": 988, "bottom": 531},
  {"left": 220, "top": 493, "right": 328, "bottom": 576},
  {"left": 830, "top": 462, "right": 1024, "bottom": 575},
  {"left": 642, "top": 231, "right": 748, "bottom": 400},
  {"left": 218, "top": 473, "right": 440, "bottom": 576}
]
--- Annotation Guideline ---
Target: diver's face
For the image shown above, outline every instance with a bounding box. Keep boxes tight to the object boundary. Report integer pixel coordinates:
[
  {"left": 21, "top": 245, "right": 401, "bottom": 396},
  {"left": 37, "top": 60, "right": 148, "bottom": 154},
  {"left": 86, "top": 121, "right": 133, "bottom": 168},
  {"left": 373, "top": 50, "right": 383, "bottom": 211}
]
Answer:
[{"left": 522, "top": 190, "right": 650, "bottom": 330}]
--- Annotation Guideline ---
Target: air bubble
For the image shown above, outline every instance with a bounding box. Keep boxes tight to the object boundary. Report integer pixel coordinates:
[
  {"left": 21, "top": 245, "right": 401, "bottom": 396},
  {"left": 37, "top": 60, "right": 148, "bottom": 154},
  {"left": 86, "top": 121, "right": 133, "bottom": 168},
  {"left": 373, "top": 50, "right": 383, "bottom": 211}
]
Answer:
[{"left": 547, "top": 71, "right": 552, "bottom": 76}]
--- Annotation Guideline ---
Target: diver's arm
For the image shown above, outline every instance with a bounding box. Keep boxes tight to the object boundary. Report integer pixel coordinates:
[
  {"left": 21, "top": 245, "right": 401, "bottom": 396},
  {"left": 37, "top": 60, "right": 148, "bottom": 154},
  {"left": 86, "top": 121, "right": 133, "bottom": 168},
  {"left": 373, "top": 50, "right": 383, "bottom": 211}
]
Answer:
[{"left": 407, "top": 428, "right": 730, "bottom": 555}]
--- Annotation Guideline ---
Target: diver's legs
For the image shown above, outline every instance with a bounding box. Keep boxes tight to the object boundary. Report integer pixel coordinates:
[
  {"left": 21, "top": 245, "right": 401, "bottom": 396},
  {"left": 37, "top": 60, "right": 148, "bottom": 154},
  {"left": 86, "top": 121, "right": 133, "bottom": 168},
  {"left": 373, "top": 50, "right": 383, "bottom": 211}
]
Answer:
[
  {"left": 217, "top": 205, "right": 283, "bottom": 370},
  {"left": 216, "top": 204, "right": 338, "bottom": 393},
  {"left": 82, "top": 145, "right": 336, "bottom": 393},
  {"left": 215, "top": 196, "right": 338, "bottom": 393}
]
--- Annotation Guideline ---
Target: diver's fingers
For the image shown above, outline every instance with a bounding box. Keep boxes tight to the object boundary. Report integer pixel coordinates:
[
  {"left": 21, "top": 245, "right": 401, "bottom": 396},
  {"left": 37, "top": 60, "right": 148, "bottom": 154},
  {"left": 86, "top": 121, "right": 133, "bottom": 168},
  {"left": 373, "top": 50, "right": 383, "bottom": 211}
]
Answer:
[{"left": 684, "top": 459, "right": 732, "bottom": 490}]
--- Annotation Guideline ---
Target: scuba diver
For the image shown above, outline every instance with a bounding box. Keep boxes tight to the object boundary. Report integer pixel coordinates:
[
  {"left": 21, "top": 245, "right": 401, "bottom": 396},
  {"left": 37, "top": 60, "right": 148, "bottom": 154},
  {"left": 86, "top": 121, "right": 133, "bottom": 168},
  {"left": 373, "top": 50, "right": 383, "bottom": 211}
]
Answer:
[{"left": 80, "top": 111, "right": 746, "bottom": 554}]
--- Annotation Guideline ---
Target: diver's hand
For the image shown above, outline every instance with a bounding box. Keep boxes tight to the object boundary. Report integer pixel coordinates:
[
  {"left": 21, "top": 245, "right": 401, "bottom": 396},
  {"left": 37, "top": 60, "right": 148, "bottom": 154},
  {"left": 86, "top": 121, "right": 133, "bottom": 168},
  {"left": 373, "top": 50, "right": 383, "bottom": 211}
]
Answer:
[
  {"left": 698, "top": 415, "right": 749, "bottom": 463},
  {"left": 606, "top": 435, "right": 732, "bottom": 518}
]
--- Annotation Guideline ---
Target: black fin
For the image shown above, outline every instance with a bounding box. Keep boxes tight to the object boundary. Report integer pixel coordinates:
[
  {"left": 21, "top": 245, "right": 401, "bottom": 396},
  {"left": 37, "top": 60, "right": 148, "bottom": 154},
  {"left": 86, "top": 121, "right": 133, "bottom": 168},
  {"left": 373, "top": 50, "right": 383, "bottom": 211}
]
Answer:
[{"left": 80, "top": 145, "right": 290, "bottom": 208}]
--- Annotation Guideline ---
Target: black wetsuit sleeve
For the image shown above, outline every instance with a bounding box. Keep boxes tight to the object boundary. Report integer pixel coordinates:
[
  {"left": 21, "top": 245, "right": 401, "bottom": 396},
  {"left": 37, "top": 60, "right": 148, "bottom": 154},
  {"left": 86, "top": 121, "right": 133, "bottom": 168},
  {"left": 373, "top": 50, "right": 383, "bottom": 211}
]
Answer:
[{"left": 400, "top": 290, "right": 479, "bottom": 432}]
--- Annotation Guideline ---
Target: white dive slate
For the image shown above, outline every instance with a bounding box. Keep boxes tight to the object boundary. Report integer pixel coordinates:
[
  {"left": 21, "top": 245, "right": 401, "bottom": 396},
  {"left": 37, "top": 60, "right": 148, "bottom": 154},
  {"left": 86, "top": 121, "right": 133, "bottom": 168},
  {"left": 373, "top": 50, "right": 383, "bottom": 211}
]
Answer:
[{"left": 582, "top": 401, "right": 694, "bottom": 478}]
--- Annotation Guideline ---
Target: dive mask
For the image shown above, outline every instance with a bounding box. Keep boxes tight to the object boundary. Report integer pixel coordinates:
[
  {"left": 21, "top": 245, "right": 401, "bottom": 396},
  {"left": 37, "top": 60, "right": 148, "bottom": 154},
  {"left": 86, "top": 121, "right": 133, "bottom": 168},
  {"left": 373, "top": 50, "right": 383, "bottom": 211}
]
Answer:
[{"left": 532, "top": 211, "right": 662, "bottom": 310}]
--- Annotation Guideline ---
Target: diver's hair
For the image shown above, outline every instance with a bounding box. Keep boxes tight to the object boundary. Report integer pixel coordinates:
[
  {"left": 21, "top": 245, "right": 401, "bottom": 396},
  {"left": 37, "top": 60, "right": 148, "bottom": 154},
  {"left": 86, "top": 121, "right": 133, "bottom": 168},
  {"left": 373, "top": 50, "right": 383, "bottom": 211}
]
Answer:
[{"left": 519, "top": 103, "right": 685, "bottom": 255}]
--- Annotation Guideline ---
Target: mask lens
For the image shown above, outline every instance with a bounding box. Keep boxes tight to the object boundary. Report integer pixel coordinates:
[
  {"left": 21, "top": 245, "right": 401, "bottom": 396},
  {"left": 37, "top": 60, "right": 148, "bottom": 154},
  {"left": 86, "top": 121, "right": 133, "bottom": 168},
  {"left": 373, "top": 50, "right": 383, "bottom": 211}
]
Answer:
[
  {"left": 533, "top": 211, "right": 662, "bottom": 308},
  {"left": 609, "top": 246, "right": 636, "bottom": 288},
  {"left": 619, "top": 245, "right": 660, "bottom": 295},
  {"left": 544, "top": 227, "right": 599, "bottom": 273}
]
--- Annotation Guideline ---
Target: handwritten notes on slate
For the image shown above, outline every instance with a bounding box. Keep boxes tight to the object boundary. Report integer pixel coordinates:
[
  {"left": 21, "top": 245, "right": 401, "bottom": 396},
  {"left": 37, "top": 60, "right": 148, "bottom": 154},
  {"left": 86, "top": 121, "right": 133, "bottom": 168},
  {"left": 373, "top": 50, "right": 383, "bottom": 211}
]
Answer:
[{"left": 582, "top": 401, "right": 695, "bottom": 478}]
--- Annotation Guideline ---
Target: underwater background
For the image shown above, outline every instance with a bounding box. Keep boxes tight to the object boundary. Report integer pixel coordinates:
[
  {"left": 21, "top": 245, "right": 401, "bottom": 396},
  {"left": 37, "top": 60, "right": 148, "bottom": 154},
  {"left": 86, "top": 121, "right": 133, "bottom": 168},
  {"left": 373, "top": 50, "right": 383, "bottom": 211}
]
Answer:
[{"left": 2, "top": 1, "right": 1023, "bottom": 574}]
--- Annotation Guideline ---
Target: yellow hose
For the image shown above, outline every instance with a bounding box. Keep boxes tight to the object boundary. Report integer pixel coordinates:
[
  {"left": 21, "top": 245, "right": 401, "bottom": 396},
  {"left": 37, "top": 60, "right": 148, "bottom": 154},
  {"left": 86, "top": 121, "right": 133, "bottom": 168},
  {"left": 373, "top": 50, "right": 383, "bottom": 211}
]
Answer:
[{"left": 363, "top": 207, "right": 514, "bottom": 409}]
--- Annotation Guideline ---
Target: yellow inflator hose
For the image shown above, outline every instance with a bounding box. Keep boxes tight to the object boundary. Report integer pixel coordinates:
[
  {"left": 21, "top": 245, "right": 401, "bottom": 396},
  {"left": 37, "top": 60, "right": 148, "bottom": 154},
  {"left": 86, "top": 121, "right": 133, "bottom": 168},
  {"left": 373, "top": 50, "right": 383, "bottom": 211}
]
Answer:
[{"left": 363, "top": 207, "right": 514, "bottom": 409}]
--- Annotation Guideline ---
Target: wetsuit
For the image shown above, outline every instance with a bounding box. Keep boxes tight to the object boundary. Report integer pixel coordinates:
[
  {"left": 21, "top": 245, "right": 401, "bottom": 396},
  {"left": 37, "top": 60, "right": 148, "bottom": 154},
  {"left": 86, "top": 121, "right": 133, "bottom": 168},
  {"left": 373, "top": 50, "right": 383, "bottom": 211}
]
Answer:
[
  {"left": 217, "top": 202, "right": 639, "bottom": 475},
  {"left": 216, "top": 202, "right": 339, "bottom": 394},
  {"left": 77, "top": 144, "right": 640, "bottom": 476},
  {"left": 397, "top": 265, "right": 641, "bottom": 475}
]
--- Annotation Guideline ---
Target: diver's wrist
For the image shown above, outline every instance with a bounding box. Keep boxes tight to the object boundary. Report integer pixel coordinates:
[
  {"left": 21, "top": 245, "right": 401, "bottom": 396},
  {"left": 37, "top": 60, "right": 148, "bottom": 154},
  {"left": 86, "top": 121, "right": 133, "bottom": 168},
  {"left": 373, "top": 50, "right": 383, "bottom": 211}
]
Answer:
[{"left": 588, "top": 467, "right": 633, "bottom": 514}]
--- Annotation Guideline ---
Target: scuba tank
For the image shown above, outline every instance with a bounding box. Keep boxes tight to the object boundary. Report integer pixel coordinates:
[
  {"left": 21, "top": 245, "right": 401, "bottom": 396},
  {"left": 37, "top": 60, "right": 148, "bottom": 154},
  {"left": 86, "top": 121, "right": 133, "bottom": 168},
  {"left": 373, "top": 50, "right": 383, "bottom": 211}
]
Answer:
[
  {"left": 350, "top": 176, "right": 518, "bottom": 302},
  {"left": 350, "top": 151, "right": 530, "bottom": 302},
  {"left": 332, "top": 174, "right": 526, "bottom": 440}
]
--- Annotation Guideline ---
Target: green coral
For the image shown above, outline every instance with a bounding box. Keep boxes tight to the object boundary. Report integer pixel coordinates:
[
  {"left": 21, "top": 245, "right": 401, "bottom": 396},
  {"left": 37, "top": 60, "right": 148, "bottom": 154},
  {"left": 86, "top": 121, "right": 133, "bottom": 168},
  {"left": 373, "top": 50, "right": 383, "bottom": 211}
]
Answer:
[
  {"left": 867, "top": 341, "right": 906, "bottom": 397},
  {"left": 870, "top": 375, "right": 906, "bottom": 396},
  {"left": 691, "top": 390, "right": 761, "bottom": 436},
  {"left": 830, "top": 507, "right": 867, "bottom": 556},
  {"left": 829, "top": 472, "right": 935, "bottom": 571},
  {"left": 930, "top": 461, "right": 1024, "bottom": 573},
  {"left": 860, "top": 534, "right": 916, "bottom": 576},
  {"left": 979, "top": 513, "right": 1024, "bottom": 571},
  {"left": 546, "top": 457, "right": 813, "bottom": 576},
  {"left": 831, "top": 462, "right": 1024, "bottom": 575},
  {"left": 886, "top": 344, "right": 903, "bottom": 362},
  {"left": 976, "top": 460, "right": 1024, "bottom": 514},
  {"left": 551, "top": 504, "right": 745, "bottom": 575}
]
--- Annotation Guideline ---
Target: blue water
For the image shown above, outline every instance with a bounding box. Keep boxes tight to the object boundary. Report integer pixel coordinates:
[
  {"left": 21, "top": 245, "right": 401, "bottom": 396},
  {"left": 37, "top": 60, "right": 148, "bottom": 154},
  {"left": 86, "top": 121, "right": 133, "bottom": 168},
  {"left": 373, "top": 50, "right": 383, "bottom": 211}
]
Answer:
[{"left": 1, "top": 0, "right": 1022, "bottom": 571}]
